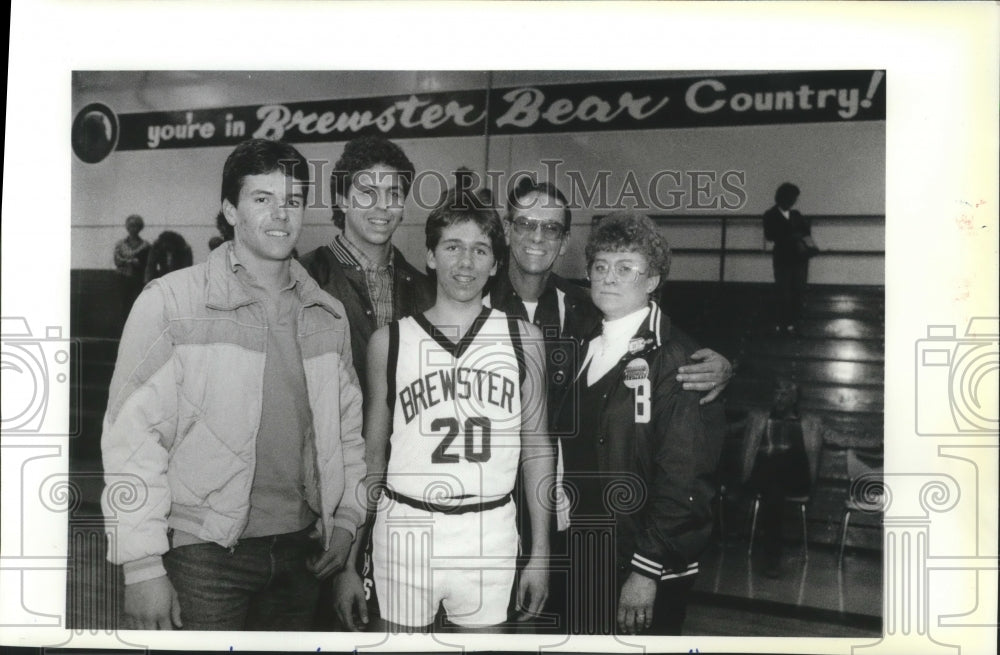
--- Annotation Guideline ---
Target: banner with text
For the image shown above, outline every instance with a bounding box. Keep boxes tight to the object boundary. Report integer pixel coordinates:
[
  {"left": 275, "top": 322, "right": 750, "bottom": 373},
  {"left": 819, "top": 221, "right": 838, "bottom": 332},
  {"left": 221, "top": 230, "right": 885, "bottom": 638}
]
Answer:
[{"left": 76, "top": 71, "right": 885, "bottom": 161}]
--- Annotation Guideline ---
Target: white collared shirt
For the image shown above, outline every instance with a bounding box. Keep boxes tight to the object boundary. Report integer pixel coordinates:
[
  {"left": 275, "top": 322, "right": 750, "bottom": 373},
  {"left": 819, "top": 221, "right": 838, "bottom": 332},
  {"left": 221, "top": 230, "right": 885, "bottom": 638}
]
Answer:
[{"left": 584, "top": 305, "right": 651, "bottom": 386}]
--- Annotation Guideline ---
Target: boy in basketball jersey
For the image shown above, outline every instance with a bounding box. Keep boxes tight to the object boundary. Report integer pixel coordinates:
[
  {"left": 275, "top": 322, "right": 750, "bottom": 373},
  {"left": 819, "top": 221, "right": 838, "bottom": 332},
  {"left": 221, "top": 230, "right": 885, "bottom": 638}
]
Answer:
[{"left": 334, "top": 188, "right": 553, "bottom": 631}]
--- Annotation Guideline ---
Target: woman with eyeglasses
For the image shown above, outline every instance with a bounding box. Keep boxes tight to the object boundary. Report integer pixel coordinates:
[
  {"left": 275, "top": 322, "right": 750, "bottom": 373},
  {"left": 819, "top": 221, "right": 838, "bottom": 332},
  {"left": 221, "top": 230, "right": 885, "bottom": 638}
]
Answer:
[
  {"left": 553, "top": 212, "right": 725, "bottom": 635},
  {"left": 485, "top": 180, "right": 732, "bottom": 631}
]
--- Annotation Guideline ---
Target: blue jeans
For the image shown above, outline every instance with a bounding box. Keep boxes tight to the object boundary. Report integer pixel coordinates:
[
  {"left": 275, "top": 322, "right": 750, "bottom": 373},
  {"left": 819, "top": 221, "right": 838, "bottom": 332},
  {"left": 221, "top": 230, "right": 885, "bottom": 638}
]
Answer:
[{"left": 163, "top": 527, "right": 322, "bottom": 631}]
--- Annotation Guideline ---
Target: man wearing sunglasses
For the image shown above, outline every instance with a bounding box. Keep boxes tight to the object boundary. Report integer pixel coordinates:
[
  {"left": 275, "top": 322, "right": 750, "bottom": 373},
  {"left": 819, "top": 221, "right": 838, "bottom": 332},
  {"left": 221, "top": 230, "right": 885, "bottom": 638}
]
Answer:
[
  {"left": 489, "top": 177, "right": 733, "bottom": 413},
  {"left": 485, "top": 177, "right": 732, "bottom": 629}
]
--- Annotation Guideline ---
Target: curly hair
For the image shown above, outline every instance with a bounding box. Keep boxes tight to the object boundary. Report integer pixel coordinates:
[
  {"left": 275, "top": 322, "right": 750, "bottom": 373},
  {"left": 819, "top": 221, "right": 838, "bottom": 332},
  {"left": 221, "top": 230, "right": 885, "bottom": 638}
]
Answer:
[
  {"left": 330, "top": 136, "right": 415, "bottom": 229},
  {"left": 584, "top": 212, "right": 671, "bottom": 284},
  {"left": 125, "top": 214, "right": 144, "bottom": 232},
  {"left": 147, "top": 230, "right": 194, "bottom": 282}
]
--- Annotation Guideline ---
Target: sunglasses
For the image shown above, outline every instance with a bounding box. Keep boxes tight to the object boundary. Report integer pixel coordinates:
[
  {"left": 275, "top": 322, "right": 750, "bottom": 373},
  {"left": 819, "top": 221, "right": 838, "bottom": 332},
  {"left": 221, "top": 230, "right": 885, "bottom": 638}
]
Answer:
[{"left": 509, "top": 216, "right": 566, "bottom": 240}]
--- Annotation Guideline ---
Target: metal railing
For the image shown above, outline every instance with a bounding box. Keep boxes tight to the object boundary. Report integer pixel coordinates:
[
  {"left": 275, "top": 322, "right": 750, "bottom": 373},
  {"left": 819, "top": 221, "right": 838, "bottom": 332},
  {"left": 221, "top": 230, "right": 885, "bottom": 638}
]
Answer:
[{"left": 594, "top": 213, "right": 885, "bottom": 282}]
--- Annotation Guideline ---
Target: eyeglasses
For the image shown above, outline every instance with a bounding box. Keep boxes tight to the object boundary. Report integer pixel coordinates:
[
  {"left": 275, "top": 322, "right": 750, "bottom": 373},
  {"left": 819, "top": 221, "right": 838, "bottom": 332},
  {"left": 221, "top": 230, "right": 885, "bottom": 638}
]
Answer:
[
  {"left": 588, "top": 260, "right": 648, "bottom": 283},
  {"left": 509, "top": 216, "right": 566, "bottom": 240}
]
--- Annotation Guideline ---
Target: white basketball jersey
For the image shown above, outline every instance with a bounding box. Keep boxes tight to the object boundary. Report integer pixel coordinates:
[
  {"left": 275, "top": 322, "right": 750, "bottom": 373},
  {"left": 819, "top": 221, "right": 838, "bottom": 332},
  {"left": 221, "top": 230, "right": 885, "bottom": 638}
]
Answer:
[{"left": 386, "top": 308, "right": 524, "bottom": 504}]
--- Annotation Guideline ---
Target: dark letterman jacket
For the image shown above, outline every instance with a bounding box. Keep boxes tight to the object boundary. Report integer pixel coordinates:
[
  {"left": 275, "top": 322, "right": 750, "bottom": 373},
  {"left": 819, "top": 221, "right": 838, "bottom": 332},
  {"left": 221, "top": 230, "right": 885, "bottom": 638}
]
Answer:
[
  {"left": 556, "top": 300, "right": 725, "bottom": 581},
  {"left": 300, "top": 240, "right": 435, "bottom": 385}
]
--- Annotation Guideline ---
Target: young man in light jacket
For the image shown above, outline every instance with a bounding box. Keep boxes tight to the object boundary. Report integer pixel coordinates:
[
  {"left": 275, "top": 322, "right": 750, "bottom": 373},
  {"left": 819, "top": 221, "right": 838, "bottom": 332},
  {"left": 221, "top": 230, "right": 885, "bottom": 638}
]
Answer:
[{"left": 101, "top": 138, "right": 366, "bottom": 630}]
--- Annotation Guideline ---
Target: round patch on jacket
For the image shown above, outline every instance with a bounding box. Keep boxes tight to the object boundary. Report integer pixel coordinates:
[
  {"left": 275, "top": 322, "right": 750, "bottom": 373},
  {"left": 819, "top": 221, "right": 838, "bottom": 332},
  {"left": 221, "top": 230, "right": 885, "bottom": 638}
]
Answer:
[{"left": 623, "top": 358, "right": 650, "bottom": 389}]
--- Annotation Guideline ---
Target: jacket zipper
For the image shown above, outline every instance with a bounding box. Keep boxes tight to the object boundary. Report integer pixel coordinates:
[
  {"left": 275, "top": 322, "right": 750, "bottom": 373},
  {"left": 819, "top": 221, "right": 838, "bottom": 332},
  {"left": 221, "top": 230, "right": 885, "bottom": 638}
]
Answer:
[
  {"left": 300, "top": 302, "right": 327, "bottom": 550},
  {"left": 237, "top": 303, "right": 266, "bottom": 547}
]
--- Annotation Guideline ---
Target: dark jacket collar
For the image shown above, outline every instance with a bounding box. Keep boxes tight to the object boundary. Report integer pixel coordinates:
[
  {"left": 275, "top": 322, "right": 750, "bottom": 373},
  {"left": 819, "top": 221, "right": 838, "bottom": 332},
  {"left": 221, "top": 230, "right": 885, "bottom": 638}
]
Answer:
[
  {"left": 329, "top": 234, "right": 395, "bottom": 270},
  {"left": 489, "top": 268, "right": 561, "bottom": 307},
  {"left": 329, "top": 236, "right": 426, "bottom": 284},
  {"left": 489, "top": 269, "right": 591, "bottom": 311},
  {"left": 626, "top": 300, "right": 671, "bottom": 359}
]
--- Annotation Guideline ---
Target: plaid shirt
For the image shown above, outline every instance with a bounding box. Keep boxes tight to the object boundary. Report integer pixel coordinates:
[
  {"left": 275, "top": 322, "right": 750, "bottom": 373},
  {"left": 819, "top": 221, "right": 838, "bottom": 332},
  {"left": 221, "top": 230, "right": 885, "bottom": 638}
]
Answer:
[
  {"left": 329, "top": 235, "right": 395, "bottom": 328},
  {"left": 113, "top": 237, "right": 150, "bottom": 277}
]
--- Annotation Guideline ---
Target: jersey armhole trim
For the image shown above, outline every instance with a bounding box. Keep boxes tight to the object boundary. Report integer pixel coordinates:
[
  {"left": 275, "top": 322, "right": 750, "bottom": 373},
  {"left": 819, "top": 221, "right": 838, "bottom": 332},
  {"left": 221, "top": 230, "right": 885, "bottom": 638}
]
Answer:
[
  {"left": 386, "top": 321, "right": 399, "bottom": 416},
  {"left": 507, "top": 315, "right": 527, "bottom": 386}
]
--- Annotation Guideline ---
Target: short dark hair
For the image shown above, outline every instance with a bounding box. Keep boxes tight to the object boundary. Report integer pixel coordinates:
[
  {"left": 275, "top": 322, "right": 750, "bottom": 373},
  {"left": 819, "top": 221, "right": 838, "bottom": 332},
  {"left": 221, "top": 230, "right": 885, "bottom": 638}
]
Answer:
[
  {"left": 774, "top": 182, "right": 800, "bottom": 206},
  {"left": 330, "top": 136, "right": 416, "bottom": 229},
  {"left": 221, "top": 139, "right": 310, "bottom": 207},
  {"left": 585, "top": 212, "right": 671, "bottom": 287},
  {"left": 125, "top": 214, "right": 144, "bottom": 231},
  {"left": 425, "top": 187, "right": 505, "bottom": 260},
  {"left": 505, "top": 177, "right": 572, "bottom": 230}
]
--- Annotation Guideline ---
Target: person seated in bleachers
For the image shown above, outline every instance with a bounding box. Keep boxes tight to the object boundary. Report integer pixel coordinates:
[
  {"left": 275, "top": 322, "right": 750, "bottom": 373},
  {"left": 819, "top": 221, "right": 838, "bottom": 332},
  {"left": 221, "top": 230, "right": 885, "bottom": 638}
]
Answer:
[{"left": 739, "top": 378, "right": 824, "bottom": 578}]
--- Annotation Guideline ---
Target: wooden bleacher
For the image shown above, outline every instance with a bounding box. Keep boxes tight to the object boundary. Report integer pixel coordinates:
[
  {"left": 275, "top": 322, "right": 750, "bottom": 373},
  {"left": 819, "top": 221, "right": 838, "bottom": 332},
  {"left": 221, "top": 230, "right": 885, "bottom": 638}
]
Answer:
[
  {"left": 662, "top": 281, "right": 884, "bottom": 553},
  {"left": 70, "top": 270, "right": 125, "bottom": 463}
]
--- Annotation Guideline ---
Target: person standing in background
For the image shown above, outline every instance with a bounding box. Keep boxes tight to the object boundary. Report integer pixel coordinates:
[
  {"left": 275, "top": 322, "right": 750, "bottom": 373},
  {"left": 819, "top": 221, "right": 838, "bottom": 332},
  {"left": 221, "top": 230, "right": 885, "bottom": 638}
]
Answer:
[
  {"left": 112, "top": 214, "right": 150, "bottom": 313},
  {"left": 764, "top": 182, "right": 817, "bottom": 335}
]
